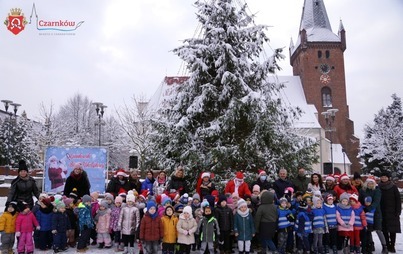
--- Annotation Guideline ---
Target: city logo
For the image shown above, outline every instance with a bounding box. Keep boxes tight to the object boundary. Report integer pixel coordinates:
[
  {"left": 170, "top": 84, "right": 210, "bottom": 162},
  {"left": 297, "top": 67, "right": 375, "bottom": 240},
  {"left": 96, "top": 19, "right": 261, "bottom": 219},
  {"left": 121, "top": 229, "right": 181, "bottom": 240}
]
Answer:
[
  {"left": 29, "top": 3, "right": 84, "bottom": 35},
  {"left": 4, "top": 8, "right": 27, "bottom": 35}
]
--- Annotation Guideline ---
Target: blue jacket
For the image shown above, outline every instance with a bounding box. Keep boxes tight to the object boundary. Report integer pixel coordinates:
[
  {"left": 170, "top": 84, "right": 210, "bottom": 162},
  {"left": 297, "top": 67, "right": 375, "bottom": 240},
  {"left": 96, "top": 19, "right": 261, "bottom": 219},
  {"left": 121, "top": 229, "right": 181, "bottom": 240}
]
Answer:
[
  {"left": 52, "top": 211, "right": 70, "bottom": 232},
  {"left": 234, "top": 212, "right": 255, "bottom": 241},
  {"left": 295, "top": 211, "right": 312, "bottom": 234},
  {"left": 141, "top": 178, "right": 155, "bottom": 196},
  {"left": 312, "top": 207, "right": 326, "bottom": 229},
  {"left": 277, "top": 207, "right": 292, "bottom": 229},
  {"left": 35, "top": 208, "right": 53, "bottom": 231},
  {"left": 365, "top": 208, "right": 375, "bottom": 225},
  {"left": 352, "top": 205, "right": 364, "bottom": 227},
  {"left": 77, "top": 203, "right": 94, "bottom": 231},
  {"left": 337, "top": 205, "right": 353, "bottom": 225},
  {"left": 323, "top": 203, "right": 337, "bottom": 227}
]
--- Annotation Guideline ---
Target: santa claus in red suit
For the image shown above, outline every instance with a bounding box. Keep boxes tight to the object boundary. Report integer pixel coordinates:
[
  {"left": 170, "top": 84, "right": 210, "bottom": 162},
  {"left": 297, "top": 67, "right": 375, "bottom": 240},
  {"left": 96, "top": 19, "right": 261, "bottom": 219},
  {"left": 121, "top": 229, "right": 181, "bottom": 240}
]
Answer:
[
  {"left": 224, "top": 171, "right": 251, "bottom": 199},
  {"left": 47, "top": 155, "right": 68, "bottom": 191}
]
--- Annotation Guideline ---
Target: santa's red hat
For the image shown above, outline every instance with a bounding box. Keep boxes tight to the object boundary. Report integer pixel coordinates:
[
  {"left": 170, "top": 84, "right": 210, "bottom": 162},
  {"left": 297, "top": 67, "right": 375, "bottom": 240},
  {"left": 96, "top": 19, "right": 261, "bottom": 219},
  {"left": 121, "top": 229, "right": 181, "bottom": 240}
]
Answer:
[
  {"left": 258, "top": 169, "right": 266, "bottom": 176},
  {"left": 325, "top": 174, "right": 335, "bottom": 182},
  {"left": 139, "top": 190, "right": 149, "bottom": 200},
  {"left": 339, "top": 173, "right": 349, "bottom": 182},
  {"left": 349, "top": 193, "right": 359, "bottom": 203},
  {"left": 236, "top": 171, "right": 244, "bottom": 180},
  {"left": 201, "top": 172, "right": 211, "bottom": 179},
  {"left": 115, "top": 169, "right": 128, "bottom": 178},
  {"left": 366, "top": 175, "right": 376, "bottom": 184}
]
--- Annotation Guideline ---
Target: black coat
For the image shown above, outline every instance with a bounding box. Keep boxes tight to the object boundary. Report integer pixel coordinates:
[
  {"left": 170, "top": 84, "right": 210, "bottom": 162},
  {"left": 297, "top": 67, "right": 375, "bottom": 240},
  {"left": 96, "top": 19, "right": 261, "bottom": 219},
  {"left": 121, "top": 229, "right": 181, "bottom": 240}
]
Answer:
[
  {"left": 7, "top": 176, "right": 40, "bottom": 209},
  {"left": 359, "top": 187, "right": 382, "bottom": 230},
  {"left": 250, "top": 179, "right": 272, "bottom": 192},
  {"left": 273, "top": 178, "right": 294, "bottom": 199},
  {"left": 106, "top": 177, "right": 131, "bottom": 197},
  {"left": 63, "top": 171, "right": 91, "bottom": 198},
  {"left": 214, "top": 205, "right": 234, "bottom": 232},
  {"left": 379, "top": 181, "right": 401, "bottom": 233},
  {"left": 52, "top": 211, "right": 71, "bottom": 232},
  {"left": 166, "top": 175, "right": 188, "bottom": 196}
]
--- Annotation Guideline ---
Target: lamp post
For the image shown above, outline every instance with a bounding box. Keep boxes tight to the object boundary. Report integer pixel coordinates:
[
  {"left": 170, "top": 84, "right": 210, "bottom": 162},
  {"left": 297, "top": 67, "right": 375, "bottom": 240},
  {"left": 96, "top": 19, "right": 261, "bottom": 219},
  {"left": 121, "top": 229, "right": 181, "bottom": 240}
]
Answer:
[
  {"left": 92, "top": 102, "right": 107, "bottom": 146},
  {"left": 342, "top": 148, "right": 347, "bottom": 173},
  {"left": 321, "top": 108, "right": 338, "bottom": 174},
  {"left": 1, "top": 99, "right": 22, "bottom": 168}
]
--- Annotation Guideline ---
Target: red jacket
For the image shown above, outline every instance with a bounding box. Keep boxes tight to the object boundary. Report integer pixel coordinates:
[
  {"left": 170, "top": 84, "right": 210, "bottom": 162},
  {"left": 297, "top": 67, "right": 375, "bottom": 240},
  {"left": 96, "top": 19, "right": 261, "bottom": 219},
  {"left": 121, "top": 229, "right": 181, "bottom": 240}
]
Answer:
[
  {"left": 225, "top": 180, "right": 251, "bottom": 199},
  {"left": 16, "top": 211, "right": 39, "bottom": 233},
  {"left": 334, "top": 184, "right": 358, "bottom": 200},
  {"left": 139, "top": 213, "right": 163, "bottom": 241}
]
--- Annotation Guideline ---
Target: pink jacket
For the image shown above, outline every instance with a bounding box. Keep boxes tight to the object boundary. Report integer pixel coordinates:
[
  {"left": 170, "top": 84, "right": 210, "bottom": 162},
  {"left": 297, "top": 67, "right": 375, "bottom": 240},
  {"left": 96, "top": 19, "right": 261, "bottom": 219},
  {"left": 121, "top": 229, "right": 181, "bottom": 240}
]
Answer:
[
  {"left": 16, "top": 211, "right": 39, "bottom": 233},
  {"left": 336, "top": 208, "right": 355, "bottom": 232},
  {"left": 96, "top": 211, "right": 111, "bottom": 233}
]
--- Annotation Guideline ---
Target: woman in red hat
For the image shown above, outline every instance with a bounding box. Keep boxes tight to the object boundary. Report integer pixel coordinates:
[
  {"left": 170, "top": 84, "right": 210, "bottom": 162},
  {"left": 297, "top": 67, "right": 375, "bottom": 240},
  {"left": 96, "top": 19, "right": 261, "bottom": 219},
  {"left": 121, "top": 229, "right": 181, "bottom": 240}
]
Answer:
[
  {"left": 106, "top": 169, "right": 131, "bottom": 197},
  {"left": 224, "top": 172, "right": 251, "bottom": 199},
  {"left": 333, "top": 173, "right": 358, "bottom": 200}
]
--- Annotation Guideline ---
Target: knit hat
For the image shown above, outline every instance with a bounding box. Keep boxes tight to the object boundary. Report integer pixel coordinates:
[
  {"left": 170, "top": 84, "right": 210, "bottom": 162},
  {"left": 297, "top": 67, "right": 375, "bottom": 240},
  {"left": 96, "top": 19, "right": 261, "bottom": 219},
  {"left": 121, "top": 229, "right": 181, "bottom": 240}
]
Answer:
[
  {"left": 139, "top": 190, "right": 149, "bottom": 200},
  {"left": 312, "top": 196, "right": 321, "bottom": 207},
  {"left": 63, "top": 198, "right": 73, "bottom": 207},
  {"left": 366, "top": 175, "right": 376, "bottom": 184},
  {"left": 69, "top": 189, "right": 78, "bottom": 199},
  {"left": 279, "top": 197, "right": 288, "bottom": 204},
  {"left": 349, "top": 193, "right": 359, "bottom": 203},
  {"left": 201, "top": 172, "right": 210, "bottom": 179},
  {"left": 339, "top": 192, "right": 350, "bottom": 202},
  {"left": 237, "top": 198, "right": 247, "bottom": 208},
  {"left": 180, "top": 193, "right": 189, "bottom": 205},
  {"left": 115, "top": 196, "right": 123, "bottom": 204},
  {"left": 162, "top": 196, "right": 172, "bottom": 206},
  {"left": 73, "top": 162, "right": 83, "bottom": 170},
  {"left": 42, "top": 197, "right": 54, "bottom": 207},
  {"left": 218, "top": 195, "right": 227, "bottom": 205},
  {"left": 174, "top": 203, "right": 184, "bottom": 213},
  {"left": 82, "top": 194, "right": 92, "bottom": 203},
  {"left": 90, "top": 192, "right": 99, "bottom": 201},
  {"left": 252, "top": 184, "right": 260, "bottom": 193},
  {"left": 236, "top": 171, "right": 244, "bottom": 180},
  {"left": 146, "top": 200, "right": 157, "bottom": 211},
  {"left": 313, "top": 190, "right": 321, "bottom": 197},
  {"left": 364, "top": 196, "right": 372, "bottom": 203},
  {"left": 17, "top": 201, "right": 29, "bottom": 212},
  {"left": 8, "top": 201, "right": 18, "bottom": 212},
  {"left": 56, "top": 201, "right": 66, "bottom": 210},
  {"left": 353, "top": 172, "right": 361, "bottom": 180},
  {"left": 380, "top": 171, "right": 391, "bottom": 178},
  {"left": 39, "top": 193, "right": 48, "bottom": 200},
  {"left": 339, "top": 173, "right": 349, "bottom": 182},
  {"left": 201, "top": 199, "right": 210, "bottom": 208},
  {"left": 192, "top": 193, "right": 201, "bottom": 201},
  {"left": 104, "top": 193, "right": 114, "bottom": 200},
  {"left": 126, "top": 190, "right": 135, "bottom": 203},
  {"left": 115, "top": 169, "right": 128, "bottom": 178},
  {"left": 118, "top": 189, "right": 127, "bottom": 197},
  {"left": 325, "top": 194, "right": 334, "bottom": 201},
  {"left": 325, "top": 174, "right": 335, "bottom": 182},
  {"left": 258, "top": 169, "right": 266, "bottom": 176},
  {"left": 18, "top": 160, "right": 28, "bottom": 173},
  {"left": 183, "top": 205, "right": 192, "bottom": 215},
  {"left": 285, "top": 187, "right": 294, "bottom": 195}
]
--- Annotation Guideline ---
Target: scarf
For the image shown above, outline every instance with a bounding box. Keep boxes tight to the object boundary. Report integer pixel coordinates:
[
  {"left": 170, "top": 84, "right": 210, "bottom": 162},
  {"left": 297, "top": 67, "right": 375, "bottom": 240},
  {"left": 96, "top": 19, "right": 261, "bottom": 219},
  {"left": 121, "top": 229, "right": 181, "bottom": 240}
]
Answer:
[
  {"left": 337, "top": 202, "right": 351, "bottom": 210},
  {"left": 378, "top": 180, "right": 394, "bottom": 190},
  {"left": 158, "top": 177, "right": 166, "bottom": 185},
  {"left": 148, "top": 211, "right": 158, "bottom": 219},
  {"left": 237, "top": 208, "right": 249, "bottom": 218},
  {"left": 94, "top": 208, "right": 108, "bottom": 222}
]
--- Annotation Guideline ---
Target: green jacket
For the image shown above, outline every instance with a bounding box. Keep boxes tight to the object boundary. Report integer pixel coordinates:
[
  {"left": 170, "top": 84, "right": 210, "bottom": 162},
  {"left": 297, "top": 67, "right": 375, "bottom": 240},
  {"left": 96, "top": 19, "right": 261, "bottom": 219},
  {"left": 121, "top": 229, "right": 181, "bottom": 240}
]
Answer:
[{"left": 292, "top": 175, "right": 310, "bottom": 193}]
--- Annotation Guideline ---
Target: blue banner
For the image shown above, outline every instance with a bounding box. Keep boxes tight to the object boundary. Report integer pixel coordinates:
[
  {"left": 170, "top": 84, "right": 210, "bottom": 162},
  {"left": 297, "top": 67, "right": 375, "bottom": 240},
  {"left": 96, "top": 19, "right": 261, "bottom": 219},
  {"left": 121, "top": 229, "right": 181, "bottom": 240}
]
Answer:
[{"left": 44, "top": 146, "right": 108, "bottom": 194}]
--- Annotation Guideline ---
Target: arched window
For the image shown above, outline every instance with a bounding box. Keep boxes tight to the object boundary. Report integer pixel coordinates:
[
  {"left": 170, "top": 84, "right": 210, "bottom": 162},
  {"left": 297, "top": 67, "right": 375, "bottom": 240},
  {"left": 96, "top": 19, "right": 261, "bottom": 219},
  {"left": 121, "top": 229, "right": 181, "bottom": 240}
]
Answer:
[
  {"left": 326, "top": 50, "right": 330, "bottom": 58},
  {"left": 322, "top": 87, "right": 332, "bottom": 107},
  {"left": 318, "top": 50, "right": 322, "bottom": 58}
]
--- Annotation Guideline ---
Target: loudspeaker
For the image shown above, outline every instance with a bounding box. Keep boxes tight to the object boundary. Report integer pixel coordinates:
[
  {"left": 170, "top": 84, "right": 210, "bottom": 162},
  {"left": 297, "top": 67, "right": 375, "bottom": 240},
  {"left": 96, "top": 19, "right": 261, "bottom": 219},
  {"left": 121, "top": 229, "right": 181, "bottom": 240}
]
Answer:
[
  {"left": 323, "top": 162, "right": 333, "bottom": 175},
  {"left": 129, "top": 156, "right": 138, "bottom": 168}
]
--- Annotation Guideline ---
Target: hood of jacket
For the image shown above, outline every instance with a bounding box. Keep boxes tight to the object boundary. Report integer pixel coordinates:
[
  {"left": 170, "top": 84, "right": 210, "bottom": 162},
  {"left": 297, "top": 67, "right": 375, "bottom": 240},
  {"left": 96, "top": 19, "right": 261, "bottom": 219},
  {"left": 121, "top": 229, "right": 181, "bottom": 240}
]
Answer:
[{"left": 260, "top": 191, "right": 274, "bottom": 205}]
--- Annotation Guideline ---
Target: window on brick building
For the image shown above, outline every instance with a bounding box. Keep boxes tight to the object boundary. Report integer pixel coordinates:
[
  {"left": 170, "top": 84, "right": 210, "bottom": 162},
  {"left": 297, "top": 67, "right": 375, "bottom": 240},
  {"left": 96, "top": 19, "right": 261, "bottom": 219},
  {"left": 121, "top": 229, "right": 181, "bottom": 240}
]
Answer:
[
  {"left": 318, "top": 50, "right": 322, "bottom": 58},
  {"left": 322, "top": 87, "right": 332, "bottom": 107},
  {"left": 326, "top": 50, "right": 330, "bottom": 58}
]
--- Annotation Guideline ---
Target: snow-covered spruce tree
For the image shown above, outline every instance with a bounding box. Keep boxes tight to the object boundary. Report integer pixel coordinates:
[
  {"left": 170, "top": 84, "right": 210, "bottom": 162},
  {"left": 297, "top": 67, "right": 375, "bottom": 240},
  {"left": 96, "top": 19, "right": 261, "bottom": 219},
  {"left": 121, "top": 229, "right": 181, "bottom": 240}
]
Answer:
[
  {"left": 149, "top": 0, "right": 318, "bottom": 188},
  {"left": 360, "top": 94, "right": 403, "bottom": 178},
  {"left": 0, "top": 115, "right": 40, "bottom": 168}
]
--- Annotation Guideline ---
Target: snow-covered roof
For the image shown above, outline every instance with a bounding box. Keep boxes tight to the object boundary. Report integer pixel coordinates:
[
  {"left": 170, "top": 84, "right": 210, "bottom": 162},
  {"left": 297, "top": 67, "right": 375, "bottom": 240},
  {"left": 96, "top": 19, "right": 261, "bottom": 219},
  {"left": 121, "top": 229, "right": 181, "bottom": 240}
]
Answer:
[{"left": 290, "top": 0, "right": 341, "bottom": 55}]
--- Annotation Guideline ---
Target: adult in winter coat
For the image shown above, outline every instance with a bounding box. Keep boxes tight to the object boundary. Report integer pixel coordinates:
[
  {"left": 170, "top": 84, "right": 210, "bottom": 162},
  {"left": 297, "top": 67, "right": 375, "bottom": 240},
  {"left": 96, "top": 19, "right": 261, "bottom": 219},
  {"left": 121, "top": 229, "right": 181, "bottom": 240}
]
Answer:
[
  {"left": 254, "top": 190, "right": 278, "bottom": 252},
  {"left": 141, "top": 170, "right": 156, "bottom": 196},
  {"left": 273, "top": 169, "right": 294, "bottom": 199},
  {"left": 128, "top": 169, "right": 142, "bottom": 194},
  {"left": 196, "top": 172, "right": 216, "bottom": 200},
  {"left": 250, "top": 169, "right": 272, "bottom": 192},
  {"left": 307, "top": 173, "right": 325, "bottom": 193},
  {"left": 63, "top": 162, "right": 91, "bottom": 198},
  {"left": 166, "top": 166, "right": 189, "bottom": 199},
  {"left": 291, "top": 168, "right": 310, "bottom": 193},
  {"left": 153, "top": 170, "right": 169, "bottom": 196},
  {"left": 106, "top": 169, "right": 131, "bottom": 197},
  {"left": 333, "top": 173, "right": 358, "bottom": 200},
  {"left": 7, "top": 160, "right": 40, "bottom": 209},
  {"left": 225, "top": 172, "right": 251, "bottom": 199},
  {"left": 379, "top": 171, "right": 401, "bottom": 253}
]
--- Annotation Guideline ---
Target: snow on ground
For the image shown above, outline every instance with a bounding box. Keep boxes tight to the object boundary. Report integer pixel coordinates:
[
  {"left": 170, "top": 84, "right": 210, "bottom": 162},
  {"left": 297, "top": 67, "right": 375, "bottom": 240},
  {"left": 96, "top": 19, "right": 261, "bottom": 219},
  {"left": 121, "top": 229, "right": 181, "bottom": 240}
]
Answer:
[{"left": 0, "top": 197, "right": 402, "bottom": 253}]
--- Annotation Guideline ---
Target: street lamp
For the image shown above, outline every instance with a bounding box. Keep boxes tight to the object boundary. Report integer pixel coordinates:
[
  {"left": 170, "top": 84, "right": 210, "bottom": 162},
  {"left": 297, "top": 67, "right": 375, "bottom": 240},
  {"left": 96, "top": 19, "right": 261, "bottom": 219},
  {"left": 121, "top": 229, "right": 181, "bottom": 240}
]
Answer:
[
  {"left": 92, "top": 102, "right": 107, "bottom": 146},
  {"left": 1, "top": 99, "right": 22, "bottom": 168},
  {"left": 321, "top": 108, "right": 338, "bottom": 174}
]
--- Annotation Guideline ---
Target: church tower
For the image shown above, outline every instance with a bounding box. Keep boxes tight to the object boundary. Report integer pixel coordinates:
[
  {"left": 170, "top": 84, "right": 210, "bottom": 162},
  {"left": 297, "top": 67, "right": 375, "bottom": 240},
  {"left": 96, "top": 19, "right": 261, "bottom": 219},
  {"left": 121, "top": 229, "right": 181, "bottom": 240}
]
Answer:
[{"left": 289, "top": 0, "right": 360, "bottom": 173}]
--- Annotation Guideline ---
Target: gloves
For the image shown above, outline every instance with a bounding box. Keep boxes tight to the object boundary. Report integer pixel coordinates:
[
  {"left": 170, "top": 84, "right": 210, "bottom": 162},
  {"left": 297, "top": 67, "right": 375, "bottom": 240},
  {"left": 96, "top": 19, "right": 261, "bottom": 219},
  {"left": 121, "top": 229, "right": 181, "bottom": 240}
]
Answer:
[
  {"left": 15, "top": 232, "right": 21, "bottom": 237},
  {"left": 286, "top": 214, "right": 295, "bottom": 222},
  {"left": 36, "top": 226, "right": 41, "bottom": 230},
  {"left": 52, "top": 230, "right": 57, "bottom": 234}
]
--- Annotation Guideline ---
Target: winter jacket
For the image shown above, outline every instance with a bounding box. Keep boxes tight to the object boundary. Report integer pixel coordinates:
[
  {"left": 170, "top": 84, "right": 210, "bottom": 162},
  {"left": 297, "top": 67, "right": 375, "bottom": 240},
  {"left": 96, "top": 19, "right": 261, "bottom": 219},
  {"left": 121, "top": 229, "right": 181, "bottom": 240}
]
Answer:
[
  {"left": 63, "top": 171, "right": 91, "bottom": 198},
  {"left": 35, "top": 206, "right": 54, "bottom": 231},
  {"left": 140, "top": 213, "right": 163, "bottom": 241},
  {"left": 0, "top": 211, "right": 17, "bottom": 233},
  {"left": 197, "top": 181, "right": 216, "bottom": 200},
  {"left": 161, "top": 214, "right": 178, "bottom": 243},
  {"left": 198, "top": 216, "right": 220, "bottom": 242},
  {"left": 52, "top": 211, "right": 70, "bottom": 233},
  {"left": 106, "top": 177, "right": 132, "bottom": 197},
  {"left": 153, "top": 176, "right": 168, "bottom": 196},
  {"left": 359, "top": 186, "right": 382, "bottom": 230},
  {"left": 323, "top": 203, "right": 337, "bottom": 227},
  {"left": 351, "top": 202, "right": 367, "bottom": 230},
  {"left": 118, "top": 204, "right": 140, "bottom": 235},
  {"left": 312, "top": 207, "right": 326, "bottom": 229},
  {"left": 234, "top": 212, "right": 255, "bottom": 241},
  {"left": 166, "top": 175, "right": 188, "bottom": 196},
  {"left": 250, "top": 178, "right": 272, "bottom": 192},
  {"left": 109, "top": 206, "right": 122, "bottom": 232},
  {"left": 333, "top": 183, "right": 358, "bottom": 200},
  {"left": 7, "top": 176, "right": 40, "bottom": 208},
  {"left": 273, "top": 178, "right": 294, "bottom": 199},
  {"left": 128, "top": 177, "right": 142, "bottom": 194},
  {"left": 214, "top": 205, "right": 234, "bottom": 232},
  {"left": 225, "top": 180, "right": 251, "bottom": 199},
  {"left": 77, "top": 202, "right": 94, "bottom": 231},
  {"left": 292, "top": 175, "right": 310, "bottom": 193},
  {"left": 336, "top": 204, "right": 354, "bottom": 232},
  {"left": 141, "top": 177, "right": 155, "bottom": 196},
  {"left": 65, "top": 208, "right": 77, "bottom": 229},
  {"left": 16, "top": 211, "right": 39, "bottom": 233},
  {"left": 254, "top": 191, "right": 277, "bottom": 239},
  {"left": 95, "top": 210, "right": 111, "bottom": 233},
  {"left": 295, "top": 211, "right": 312, "bottom": 234},
  {"left": 177, "top": 213, "right": 198, "bottom": 245},
  {"left": 277, "top": 207, "right": 293, "bottom": 229},
  {"left": 379, "top": 180, "right": 402, "bottom": 233}
]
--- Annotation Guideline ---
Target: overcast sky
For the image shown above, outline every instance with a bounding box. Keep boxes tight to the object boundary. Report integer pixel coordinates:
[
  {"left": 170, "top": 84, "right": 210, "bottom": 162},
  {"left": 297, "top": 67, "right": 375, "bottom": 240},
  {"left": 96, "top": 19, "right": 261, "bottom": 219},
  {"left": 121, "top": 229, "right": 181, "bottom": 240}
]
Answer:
[{"left": 0, "top": 0, "right": 402, "bottom": 139}]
